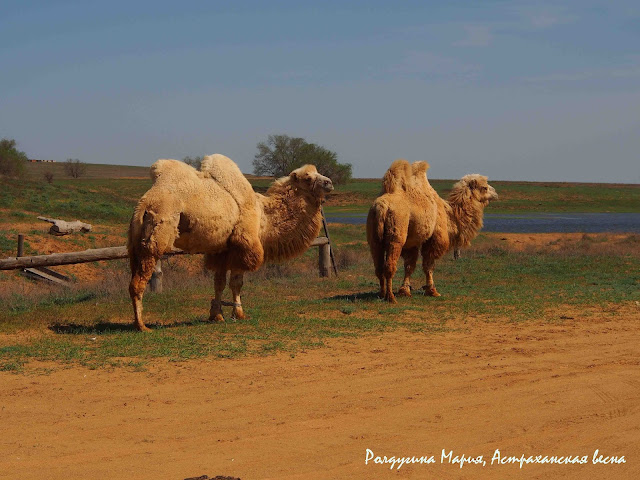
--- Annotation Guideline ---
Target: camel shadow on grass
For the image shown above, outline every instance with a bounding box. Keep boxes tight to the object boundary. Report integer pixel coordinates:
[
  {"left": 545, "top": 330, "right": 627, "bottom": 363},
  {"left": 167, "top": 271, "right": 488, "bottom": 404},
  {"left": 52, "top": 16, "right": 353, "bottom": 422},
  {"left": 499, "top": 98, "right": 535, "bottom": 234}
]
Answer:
[
  {"left": 324, "top": 291, "right": 382, "bottom": 303},
  {"left": 49, "top": 316, "right": 216, "bottom": 335}
]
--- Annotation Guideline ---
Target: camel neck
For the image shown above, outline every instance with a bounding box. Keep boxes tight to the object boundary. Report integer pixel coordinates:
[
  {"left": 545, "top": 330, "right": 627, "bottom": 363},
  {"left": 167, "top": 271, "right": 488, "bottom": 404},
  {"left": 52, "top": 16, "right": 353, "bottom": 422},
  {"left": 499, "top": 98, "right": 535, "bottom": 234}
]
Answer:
[
  {"left": 260, "top": 184, "right": 324, "bottom": 262},
  {"left": 447, "top": 198, "right": 485, "bottom": 249}
]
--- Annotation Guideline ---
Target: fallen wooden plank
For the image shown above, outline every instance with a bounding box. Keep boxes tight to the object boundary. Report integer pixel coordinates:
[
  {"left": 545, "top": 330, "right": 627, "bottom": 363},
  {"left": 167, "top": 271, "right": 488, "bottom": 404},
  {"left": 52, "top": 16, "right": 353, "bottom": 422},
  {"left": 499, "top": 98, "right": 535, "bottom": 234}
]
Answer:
[
  {"left": 22, "top": 268, "right": 72, "bottom": 286},
  {"left": 33, "top": 266, "right": 71, "bottom": 282}
]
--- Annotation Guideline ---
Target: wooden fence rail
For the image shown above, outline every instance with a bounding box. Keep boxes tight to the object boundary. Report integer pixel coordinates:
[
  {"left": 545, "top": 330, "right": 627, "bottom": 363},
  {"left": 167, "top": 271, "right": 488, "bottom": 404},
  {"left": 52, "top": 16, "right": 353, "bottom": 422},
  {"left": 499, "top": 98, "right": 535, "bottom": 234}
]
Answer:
[{"left": 0, "top": 237, "right": 332, "bottom": 273}]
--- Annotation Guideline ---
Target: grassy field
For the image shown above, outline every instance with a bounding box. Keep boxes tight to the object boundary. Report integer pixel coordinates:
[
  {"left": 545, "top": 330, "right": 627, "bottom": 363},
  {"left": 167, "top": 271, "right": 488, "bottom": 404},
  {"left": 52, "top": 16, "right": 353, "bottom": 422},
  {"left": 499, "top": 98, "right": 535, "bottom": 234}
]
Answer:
[
  {"left": 325, "top": 178, "right": 640, "bottom": 214},
  {"left": 1, "top": 225, "right": 639, "bottom": 371},
  {"left": 0, "top": 167, "right": 639, "bottom": 371},
  {"left": 2, "top": 169, "right": 640, "bottom": 235}
]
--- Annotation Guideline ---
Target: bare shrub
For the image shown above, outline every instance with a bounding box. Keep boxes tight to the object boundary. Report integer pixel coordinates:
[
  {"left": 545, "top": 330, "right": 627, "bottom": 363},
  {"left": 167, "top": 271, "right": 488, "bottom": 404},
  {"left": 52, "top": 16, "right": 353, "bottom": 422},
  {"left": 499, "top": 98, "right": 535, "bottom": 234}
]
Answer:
[
  {"left": 335, "top": 248, "right": 361, "bottom": 270},
  {"left": 64, "top": 158, "right": 87, "bottom": 178},
  {"left": 262, "top": 263, "right": 296, "bottom": 279},
  {"left": 43, "top": 171, "right": 54, "bottom": 184}
]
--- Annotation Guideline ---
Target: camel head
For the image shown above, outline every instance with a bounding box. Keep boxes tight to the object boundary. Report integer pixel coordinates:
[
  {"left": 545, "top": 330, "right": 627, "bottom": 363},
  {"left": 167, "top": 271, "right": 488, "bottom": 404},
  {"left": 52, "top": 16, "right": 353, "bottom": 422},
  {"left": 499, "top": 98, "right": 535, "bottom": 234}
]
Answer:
[
  {"left": 451, "top": 174, "right": 498, "bottom": 207},
  {"left": 289, "top": 164, "right": 334, "bottom": 198}
]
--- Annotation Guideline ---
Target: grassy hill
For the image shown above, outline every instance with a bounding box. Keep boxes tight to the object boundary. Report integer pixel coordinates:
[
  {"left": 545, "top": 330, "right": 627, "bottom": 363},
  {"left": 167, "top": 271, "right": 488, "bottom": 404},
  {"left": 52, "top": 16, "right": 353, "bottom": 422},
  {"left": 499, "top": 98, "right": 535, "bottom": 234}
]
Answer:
[
  {"left": 24, "top": 161, "right": 150, "bottom": 180},
  {"left": 3, "top": 165, "right": 639, "bottom": 233}
]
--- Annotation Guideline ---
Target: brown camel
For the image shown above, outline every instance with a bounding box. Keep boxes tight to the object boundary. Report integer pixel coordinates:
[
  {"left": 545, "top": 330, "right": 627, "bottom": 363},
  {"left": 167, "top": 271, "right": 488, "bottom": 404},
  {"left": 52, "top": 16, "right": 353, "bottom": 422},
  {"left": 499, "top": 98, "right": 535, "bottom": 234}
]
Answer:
[
  {"left": 128, "top": 154, "right": 334, "bottom": 331},
  {"left": 367, "top": 159, "right": 498, "bottom": 303}
]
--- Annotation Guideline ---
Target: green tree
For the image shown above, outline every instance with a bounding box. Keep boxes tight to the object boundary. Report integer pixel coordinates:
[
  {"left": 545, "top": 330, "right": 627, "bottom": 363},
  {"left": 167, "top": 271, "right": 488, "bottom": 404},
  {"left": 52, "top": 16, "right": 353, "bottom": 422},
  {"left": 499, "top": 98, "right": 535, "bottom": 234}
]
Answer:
[
  {"left": 0, "top": 138, "right": 27, "bottom": 178},
  {"left": 298, "top": 143, "right": 352, "bottom": 185},
  {"left": 252, "top": 134, "right": 351, "bottom": 184},
  {"left": 253, "top": 134, "right": 307, "bottom": 178},
  {"left": 182, "top": 155, "right": 204, "bottom": 170}
]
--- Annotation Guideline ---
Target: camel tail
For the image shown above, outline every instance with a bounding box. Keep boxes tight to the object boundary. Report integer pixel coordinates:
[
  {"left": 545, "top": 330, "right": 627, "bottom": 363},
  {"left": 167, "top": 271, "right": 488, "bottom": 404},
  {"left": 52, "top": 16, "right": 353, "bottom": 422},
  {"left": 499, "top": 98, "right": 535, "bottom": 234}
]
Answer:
[
  {"left": 366, "top": 201, "right": 388, "bottom": 285},
  {"left": 127, "top": 204, "right": 168, "bottom": 269},
  {"left": 366, "top": 200, "right": 389, "bottom": 246},
  {"left": 128, "top": 205, "right": 149, "bottom": 269}
]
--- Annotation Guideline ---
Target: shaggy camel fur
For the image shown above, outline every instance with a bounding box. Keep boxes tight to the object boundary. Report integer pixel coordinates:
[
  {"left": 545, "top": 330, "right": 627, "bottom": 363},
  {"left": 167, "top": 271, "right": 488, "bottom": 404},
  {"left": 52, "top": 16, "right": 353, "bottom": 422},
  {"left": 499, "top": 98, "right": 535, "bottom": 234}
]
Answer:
[
  {"left": 128, "top": 154, "right": 334, "bottom": 331},
  {"left": 367, "top": 159, "right": 498, "bottom": 303}
]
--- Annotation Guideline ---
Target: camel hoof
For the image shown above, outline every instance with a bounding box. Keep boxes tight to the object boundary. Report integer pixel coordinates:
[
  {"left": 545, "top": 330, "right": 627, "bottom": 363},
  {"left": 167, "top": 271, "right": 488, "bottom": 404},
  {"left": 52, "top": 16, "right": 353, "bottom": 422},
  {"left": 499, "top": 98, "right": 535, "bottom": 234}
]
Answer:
[
  {"left": 384, "top": 294, "right": 398, "bottom": 304},
  {"left": 232, "top": 307, "right": 246, "bottom": 320},
  {"left": 397, "top": 286, "right": 412, "bottom": 297},
  {"left": 135, "top": 324, "right": 152, "bottom": 332},
  {"left": 209, "top": 313, "right": 225, "bottom": 323},
  {"left": 423, "top": 288, "right": 441, "bottom": 297}
]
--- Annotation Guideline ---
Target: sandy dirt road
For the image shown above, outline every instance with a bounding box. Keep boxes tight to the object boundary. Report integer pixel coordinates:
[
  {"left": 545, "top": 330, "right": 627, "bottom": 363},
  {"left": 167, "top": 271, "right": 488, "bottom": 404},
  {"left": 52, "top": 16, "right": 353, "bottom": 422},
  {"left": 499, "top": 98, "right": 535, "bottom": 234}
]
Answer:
[{"left": 1, "top": 311, "right": 639, "bottom": 480}]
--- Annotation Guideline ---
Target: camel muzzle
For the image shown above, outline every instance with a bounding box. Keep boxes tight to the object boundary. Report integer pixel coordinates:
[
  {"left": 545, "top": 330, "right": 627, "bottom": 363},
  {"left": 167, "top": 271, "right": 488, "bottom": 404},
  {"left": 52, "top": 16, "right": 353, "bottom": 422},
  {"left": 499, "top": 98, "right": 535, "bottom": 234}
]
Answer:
[{"left": 320, "top": 176, "right": 334, "bottom": 193}]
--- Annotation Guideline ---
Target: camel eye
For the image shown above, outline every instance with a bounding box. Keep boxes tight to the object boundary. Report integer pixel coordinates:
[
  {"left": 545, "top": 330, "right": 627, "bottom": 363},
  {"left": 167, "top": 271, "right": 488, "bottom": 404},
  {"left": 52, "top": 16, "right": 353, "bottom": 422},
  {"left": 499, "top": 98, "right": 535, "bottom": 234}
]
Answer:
[{"left": 480, "top": 186, "right": 487, "bottom": 192}]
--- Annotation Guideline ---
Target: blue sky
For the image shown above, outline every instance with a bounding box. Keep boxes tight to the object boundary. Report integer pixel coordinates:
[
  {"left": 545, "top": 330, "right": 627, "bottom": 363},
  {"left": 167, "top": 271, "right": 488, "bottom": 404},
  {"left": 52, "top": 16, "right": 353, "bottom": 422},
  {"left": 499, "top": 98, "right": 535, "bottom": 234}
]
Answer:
[{"left": 1, "top": 0, "right": 639, "bottom": 182}]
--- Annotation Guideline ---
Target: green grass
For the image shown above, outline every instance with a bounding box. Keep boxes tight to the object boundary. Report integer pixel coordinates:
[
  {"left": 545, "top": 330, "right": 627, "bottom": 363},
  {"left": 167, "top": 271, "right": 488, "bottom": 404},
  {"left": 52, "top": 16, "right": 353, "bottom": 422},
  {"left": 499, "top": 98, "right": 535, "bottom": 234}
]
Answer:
[
  {"left": 1, "top": 165, "right": 638, "bottom": 371},
  {"left": 1, "top": 226, "right": 638, "bottom": 371},
  {"left": 0, "top": 177, "right": 149, "bottom": 225}
]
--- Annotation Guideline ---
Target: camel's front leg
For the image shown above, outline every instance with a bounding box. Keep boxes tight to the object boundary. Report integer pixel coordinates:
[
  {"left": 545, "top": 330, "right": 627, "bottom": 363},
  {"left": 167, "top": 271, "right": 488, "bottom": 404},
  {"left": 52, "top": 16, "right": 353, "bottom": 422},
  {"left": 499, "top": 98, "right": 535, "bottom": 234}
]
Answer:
[
  {"left": 229, "top": 270, "right": 246, "bottom": 320},
  {"left": 397, "top": 247, "right": 419, "bottom": 297},
  {"left": 209, "top": 269, "right": 228, "bottom": 322},
  {"left": 129, "top": 254, "right": 158, "bottom": 332},
  {"left": 421, "top": 239, "right": 446, "bottom": 297}
]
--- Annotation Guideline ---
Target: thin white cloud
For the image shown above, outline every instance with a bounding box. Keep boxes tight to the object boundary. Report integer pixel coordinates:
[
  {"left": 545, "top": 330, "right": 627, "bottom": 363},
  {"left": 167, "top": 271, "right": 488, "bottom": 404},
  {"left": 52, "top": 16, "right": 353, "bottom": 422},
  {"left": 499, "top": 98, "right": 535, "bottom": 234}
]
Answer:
[
  {"left": 530, "top": 14, "right": 560, "bottom": 29},
  {"left": 508, "top": 5, "right": 576, "bottom": 30},
  {"left": 393, "top": 51, "right": 480, "bottom": 81},
  {"left": 523, "top": 57, "right": 640, "bottom": 85},
  {"left": 523, "top": 71, "right": 595, "bottom": 83},
  {"left": 610, "top": 55, "right": 640, "bottom": 78},
  {"left": 454, "top": 25, "right": 492, "bottom": 47}
]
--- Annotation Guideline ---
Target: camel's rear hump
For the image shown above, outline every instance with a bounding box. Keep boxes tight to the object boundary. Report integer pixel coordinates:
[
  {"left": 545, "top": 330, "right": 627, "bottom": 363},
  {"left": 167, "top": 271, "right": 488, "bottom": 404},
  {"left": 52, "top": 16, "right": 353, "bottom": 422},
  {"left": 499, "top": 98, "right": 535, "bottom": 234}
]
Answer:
[
  {"left": 382, "top": 159, "right": 411, "bottom": 194},
  {"left": 200, "top": 153, "right": 264, "bottom": 270}
]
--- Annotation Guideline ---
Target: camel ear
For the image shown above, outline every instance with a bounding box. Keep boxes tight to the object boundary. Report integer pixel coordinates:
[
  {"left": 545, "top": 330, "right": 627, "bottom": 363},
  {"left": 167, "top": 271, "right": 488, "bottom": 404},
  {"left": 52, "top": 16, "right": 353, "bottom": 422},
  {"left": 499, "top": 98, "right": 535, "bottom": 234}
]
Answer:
[
  {"left": 290, "top": 171, "right": 298, "bottom": 181},
  {"left": 467, "top": 178, "right": 478, "bottom": 190}
]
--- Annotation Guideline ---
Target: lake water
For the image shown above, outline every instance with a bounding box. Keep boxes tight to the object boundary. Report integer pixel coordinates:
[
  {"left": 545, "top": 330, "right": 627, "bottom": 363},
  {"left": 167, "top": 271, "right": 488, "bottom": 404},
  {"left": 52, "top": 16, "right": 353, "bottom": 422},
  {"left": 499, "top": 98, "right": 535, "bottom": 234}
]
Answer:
[{"left": 325, "top": 212, "right": 640, "bottom": 233}]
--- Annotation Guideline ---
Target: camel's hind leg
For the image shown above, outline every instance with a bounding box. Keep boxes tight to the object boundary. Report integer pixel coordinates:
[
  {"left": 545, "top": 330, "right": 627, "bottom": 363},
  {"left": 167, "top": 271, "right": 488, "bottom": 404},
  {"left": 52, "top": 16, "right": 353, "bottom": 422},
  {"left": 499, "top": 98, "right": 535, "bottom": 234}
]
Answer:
[
  {"left": 129, "top": 254, "right": 158, "bottom": 332},
  {"left": 209, "top": 269, "right": 228, "bottom": 322},
  {"left": 398, "top": 247, "right": 419, "bottom": 297},
  {"left": 229, "top": 270, "right": 246, "bottom": 320},
  {"left": 369, "top": 237, "right": 386, "bottom": 298},
  {"left": 383, "top": 242, "right": 403, "bottom": 303}
]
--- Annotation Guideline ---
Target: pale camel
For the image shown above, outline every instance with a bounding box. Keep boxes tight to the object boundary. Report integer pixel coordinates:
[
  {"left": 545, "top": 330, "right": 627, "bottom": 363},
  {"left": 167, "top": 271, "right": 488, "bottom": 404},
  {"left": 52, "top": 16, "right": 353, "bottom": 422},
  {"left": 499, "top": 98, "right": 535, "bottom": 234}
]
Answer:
[
  {"left": 128, "top": 154, "right": 333, "bottom": 331},
  {"left": 366, "top": 159, "right": 498, "bottom": 303}
]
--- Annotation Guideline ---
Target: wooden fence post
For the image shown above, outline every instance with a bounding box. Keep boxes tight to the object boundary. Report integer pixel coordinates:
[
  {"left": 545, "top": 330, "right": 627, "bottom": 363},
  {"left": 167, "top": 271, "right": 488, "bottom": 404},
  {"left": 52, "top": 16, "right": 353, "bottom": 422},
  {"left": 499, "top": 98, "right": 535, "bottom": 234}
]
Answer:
[
  {"left": 17, "top": 234, "right": 24, "bottom": 257},
  {"left": 318, "top": 243, "right": 331, "bottom": 277},
  {"left": 149, "top": 259, "right": 163, "bottom": 293},
  {"left": 320, "top": 207, "right": 338, "bottom": 276}
]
